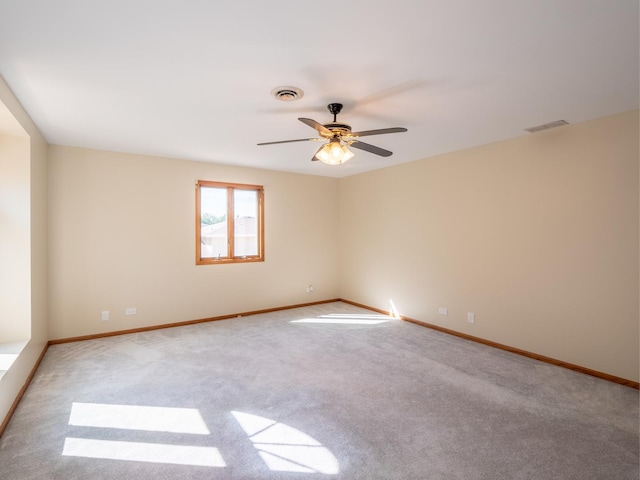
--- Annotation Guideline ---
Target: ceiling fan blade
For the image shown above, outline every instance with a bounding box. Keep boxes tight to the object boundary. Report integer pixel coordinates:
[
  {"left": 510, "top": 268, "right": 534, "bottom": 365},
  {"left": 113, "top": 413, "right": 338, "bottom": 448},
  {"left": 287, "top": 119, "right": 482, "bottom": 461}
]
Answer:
[
  {"left": 257, "top": 138, "right": 318, "bottom": 146},
  {"left": 350, "top": 140, "right": 393, "bottom": 157},
  {"left": 298, "top": 118, "right": 333, "bottom": 137},
  {"left": 350, "top": 127, "right": 407, "bottom": 137}
]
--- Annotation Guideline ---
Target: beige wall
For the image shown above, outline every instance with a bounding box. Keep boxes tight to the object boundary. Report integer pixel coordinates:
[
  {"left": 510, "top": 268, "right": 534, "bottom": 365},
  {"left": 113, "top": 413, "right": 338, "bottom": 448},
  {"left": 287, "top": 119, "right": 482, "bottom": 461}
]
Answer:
[
  {"left": 339, "top": 110, "right": 639, "bottom": 382},
  {"left": 1, "top": 80, "right": 637, "bottom": 431},
  {"left": 47, "top": 146, "right": 340, "bottom": 339},
  {"left": 0, "top": 76, "right": 48, "bottom": 425},
  {"left": 0, "top": 134, "right": 31, "bottom": 341}
]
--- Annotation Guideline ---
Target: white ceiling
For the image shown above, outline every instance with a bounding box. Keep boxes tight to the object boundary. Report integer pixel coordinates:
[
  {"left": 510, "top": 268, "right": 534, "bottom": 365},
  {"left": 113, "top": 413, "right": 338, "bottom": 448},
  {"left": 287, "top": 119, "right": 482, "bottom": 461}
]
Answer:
[{"left": 0, "top": 0, "right": 637, "bottom": 178}]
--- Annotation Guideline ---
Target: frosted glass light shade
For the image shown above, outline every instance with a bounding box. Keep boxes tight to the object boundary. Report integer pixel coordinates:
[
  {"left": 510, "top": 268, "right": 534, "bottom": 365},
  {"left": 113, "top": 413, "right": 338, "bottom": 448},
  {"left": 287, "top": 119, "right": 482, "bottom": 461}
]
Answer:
[{"left": 315, "top": 141, "right": 354, "bottom": 165}]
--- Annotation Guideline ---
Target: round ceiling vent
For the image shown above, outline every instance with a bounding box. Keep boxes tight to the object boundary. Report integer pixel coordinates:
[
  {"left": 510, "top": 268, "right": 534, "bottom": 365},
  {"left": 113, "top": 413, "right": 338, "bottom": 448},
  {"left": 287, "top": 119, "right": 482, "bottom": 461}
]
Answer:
[{"left": 271, "top": 86, "right": 304, "bottom": 101}]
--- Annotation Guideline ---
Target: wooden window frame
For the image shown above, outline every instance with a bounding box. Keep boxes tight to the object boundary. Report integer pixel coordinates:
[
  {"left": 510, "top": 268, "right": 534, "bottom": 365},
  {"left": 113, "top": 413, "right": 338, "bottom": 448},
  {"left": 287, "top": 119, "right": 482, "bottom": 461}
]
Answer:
[{"left": 196, "top": 180, "right": 264, "bottom": 265}]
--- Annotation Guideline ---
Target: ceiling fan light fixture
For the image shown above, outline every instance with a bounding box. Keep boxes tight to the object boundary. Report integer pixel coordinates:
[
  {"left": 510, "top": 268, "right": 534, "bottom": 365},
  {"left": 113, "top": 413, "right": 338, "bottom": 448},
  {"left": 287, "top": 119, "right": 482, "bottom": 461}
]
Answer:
[
  {"left": 258, "top": 102, "right": 406, "bottom": 165},
  {"left": 339, "top": 145, "right": 355, "bottom": 162},
  {"left": 315, "top": 140, "right": 354, "bottom": 165}
]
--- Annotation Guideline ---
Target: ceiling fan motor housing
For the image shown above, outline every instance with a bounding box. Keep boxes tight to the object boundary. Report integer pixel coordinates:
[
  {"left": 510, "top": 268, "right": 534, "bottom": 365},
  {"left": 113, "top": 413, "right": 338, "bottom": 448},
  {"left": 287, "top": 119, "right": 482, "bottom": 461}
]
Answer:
[{"left": 322, "top": 123, "right": 352, "bottom": 138}]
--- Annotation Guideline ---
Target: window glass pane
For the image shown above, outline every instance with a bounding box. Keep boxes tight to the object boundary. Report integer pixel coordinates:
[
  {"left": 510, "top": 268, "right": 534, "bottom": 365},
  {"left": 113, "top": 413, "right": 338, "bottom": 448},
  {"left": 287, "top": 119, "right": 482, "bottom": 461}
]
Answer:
[
  {"left": 196, "top": 181, "right": 263, "bottom": 265},
  {"left": 234, "top": 189, "right": 258, "bottom": 257},
  {"left": 200, "top": 187, "right": 227, "bottom": 258}
]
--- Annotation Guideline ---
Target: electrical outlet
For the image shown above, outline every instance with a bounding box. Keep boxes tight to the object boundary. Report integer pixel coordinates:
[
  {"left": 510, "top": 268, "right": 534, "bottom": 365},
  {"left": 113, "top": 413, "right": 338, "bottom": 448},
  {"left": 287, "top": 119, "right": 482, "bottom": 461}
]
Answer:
[
  {"left": 101, "top": 311, "right": 109, "bottom": 321},
  {"left": 438, "top": 308, "right": 448, "bottom": 315},
  {"left": 467, "top": 312, "right": 475, "bottom": 324},
  {"left": 125, "top": 308, "right": 137, "bottom": 315},
  {"left": 306, "top": 285, "right": 314, "bottom": 294}
]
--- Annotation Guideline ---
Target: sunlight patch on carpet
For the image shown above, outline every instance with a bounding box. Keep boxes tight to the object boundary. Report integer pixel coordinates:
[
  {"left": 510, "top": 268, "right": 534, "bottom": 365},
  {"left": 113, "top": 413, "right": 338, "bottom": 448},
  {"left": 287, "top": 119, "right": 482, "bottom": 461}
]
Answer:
[
  {"left": 232, "top": 411, "right": 339, "bottom": 474},
  {"left": 62, "top": 438, "right": 226, "bottom": 467},
  {"left": 68, "top": 402, "right": 210, "bottom": 434},
  {"left": 291, "top": 313, "right": 390, "bottom": 325},
  {"left": 62, "top": 404, "right": 338, "bottom": 472}
]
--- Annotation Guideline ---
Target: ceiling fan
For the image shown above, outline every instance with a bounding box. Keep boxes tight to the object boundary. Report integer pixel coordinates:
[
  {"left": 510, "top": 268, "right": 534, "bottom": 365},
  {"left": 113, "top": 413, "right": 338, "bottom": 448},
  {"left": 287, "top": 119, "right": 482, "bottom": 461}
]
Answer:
[{"left": 257, "top": 103, "right": 407, "bottom": 165}]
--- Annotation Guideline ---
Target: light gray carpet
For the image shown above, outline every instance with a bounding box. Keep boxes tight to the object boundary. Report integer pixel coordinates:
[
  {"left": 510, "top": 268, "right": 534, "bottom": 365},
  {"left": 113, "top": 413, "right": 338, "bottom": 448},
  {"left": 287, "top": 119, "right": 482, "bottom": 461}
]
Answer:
[{"left": 1, "top": 302, "right": 638, "bottom": 479}]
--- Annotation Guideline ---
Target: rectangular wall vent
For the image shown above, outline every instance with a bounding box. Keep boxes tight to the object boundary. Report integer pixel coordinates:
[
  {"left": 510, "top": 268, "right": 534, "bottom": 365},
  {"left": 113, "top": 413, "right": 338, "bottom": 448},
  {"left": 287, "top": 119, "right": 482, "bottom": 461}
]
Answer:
[{"left": 524, "top": 120, "right": 569, "bottom": 133}]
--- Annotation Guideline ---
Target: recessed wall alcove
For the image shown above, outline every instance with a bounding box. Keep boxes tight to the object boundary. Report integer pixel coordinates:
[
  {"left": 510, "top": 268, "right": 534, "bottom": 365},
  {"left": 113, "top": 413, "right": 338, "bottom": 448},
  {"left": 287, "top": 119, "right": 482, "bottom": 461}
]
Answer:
[{"left": 0, "top": 100, "right": 31, "bottom": 378}]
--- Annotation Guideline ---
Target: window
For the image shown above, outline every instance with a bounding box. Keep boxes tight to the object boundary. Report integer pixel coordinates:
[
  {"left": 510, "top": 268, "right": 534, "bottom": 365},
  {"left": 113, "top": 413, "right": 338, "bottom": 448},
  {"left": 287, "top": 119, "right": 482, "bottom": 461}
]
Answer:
[{"left": 196, "top": 181, "right": 264, "bottom": 264}]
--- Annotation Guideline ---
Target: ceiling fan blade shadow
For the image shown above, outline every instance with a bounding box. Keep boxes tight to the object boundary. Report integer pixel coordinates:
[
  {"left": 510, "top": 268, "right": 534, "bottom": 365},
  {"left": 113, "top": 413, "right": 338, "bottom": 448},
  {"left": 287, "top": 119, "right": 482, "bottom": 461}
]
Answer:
[
  {"left": 257, "top": 138, "right": 318, "bottom": 146},
  {"left": 256, "top": 105, "right": 327, "bottom": 115},
  {"left": 350, "top": 140, "right": 393, "bottom": 157},
  {"left": 353, "top": 80, "right": 428, "bottom": 108},
  {"left": 351, "top": 127, "right": 407, "bottom": 137},
  {"left": 299, "top": 118, "right": 333, "bottom": 137}
]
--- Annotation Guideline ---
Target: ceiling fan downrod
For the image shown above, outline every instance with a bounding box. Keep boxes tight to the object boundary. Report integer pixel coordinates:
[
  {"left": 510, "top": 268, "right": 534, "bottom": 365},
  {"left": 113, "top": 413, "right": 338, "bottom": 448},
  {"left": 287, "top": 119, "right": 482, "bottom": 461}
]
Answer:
[{"left": 327, "top": 103, "right": 343, "bottom": 122}]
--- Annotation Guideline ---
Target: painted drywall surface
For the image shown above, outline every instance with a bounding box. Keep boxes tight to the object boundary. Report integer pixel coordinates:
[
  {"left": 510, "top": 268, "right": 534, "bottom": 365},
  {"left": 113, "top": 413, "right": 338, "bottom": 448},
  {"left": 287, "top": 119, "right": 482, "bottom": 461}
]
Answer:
[
  {"left": 339, "top": 110, "right": 639, "bottom": 382},
  {"left": 48, "top": 146, "right": 340, "bottom": 339},
  {"left": 0, "top": 75, "right": 49, "bottom": 427},
  {"left": 29, "top": 132, "right": 48, "bottom": 347},
  {"left": 0, "top": 134, "right": 31, "bottom": 342}
]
